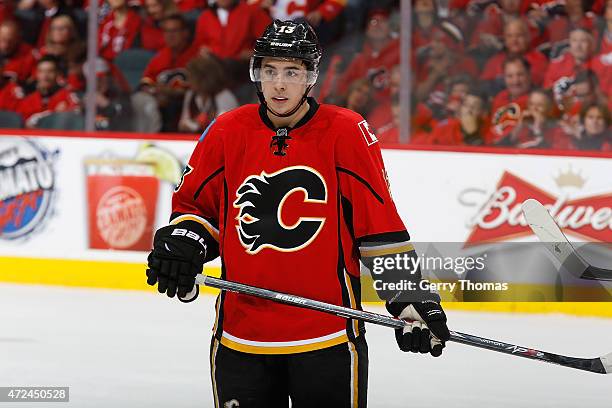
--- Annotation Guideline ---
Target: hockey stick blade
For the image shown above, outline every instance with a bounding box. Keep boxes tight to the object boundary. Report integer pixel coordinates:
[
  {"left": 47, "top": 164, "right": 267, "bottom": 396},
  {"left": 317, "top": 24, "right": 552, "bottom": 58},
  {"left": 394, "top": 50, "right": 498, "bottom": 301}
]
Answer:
[
  {"left": 195, "top": 274, "right": 611, "bottom": 374},
  {"left": 522, "top": 198, "right": 612, "bottom": 281}
]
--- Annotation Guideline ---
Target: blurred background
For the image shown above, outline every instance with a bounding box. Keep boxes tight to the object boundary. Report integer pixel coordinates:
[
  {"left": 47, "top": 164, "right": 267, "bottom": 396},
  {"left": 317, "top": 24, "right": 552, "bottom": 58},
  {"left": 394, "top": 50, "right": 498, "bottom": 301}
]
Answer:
[{"left": 0, "top": 0, "right": 608, "bottom": 148}]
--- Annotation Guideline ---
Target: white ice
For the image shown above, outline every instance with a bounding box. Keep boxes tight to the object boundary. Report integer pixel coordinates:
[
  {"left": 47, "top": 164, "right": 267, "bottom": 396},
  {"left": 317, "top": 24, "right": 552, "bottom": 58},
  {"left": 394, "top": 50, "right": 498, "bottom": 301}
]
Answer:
[{"left": 0, "top": 284, "right": 610, "bottom": 408}]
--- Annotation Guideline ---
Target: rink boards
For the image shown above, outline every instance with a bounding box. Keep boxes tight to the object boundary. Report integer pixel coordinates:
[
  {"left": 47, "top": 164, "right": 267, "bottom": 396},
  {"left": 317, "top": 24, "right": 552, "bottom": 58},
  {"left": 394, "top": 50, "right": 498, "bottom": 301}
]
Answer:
[{"left": 0, "top": 130, "right": 611, "bottom": 317}]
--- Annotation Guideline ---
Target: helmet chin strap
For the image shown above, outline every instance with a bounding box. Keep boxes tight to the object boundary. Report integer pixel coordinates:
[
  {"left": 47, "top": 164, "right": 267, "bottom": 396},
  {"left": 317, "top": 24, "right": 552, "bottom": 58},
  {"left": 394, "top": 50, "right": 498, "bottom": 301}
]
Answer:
[{"left": 257, "top": 84, "right": 313, "bottom": 120}]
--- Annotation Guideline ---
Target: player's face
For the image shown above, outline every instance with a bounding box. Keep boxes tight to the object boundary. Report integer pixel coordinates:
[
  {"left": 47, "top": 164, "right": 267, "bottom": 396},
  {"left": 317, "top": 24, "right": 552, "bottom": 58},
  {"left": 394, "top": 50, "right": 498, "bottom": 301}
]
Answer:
[
  {"left": 504, "top": 21, "right": 528, "bottom": 54},
  {"left": 260, "top": 58, "right": 309, "bottom": 116},
  {"left": 583, "top": 107, "right": 606, "bottom": 135},
  {"left": 569, "top": 30, "right": 593, "bottom": 61},
  {"left": 504, "top": 61, "right": 530, "bottom": 98}
]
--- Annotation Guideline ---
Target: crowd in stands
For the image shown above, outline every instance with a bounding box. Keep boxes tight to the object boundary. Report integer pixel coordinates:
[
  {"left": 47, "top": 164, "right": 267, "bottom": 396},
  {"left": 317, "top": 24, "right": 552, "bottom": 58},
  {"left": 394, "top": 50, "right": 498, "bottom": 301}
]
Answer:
[{"left": 0, "top": 0, "right": 609, "bottom": 151}]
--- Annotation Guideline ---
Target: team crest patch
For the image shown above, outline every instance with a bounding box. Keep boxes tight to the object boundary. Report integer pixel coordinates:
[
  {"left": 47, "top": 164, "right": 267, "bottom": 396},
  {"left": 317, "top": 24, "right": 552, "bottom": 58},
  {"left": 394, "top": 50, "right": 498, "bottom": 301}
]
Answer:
[
  {"left": 233, "top": 166, "right": 327, "bottom": 254},
  {"left": 358, "top": 120, "right": 378, "bottom": 146}
]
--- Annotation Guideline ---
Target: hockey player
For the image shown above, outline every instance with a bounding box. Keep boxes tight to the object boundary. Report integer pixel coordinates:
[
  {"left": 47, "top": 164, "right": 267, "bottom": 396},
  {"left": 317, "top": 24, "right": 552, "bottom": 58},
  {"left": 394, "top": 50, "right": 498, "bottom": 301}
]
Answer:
[{"left": 146, "top": 20, "right": 450, "bottom": 407}]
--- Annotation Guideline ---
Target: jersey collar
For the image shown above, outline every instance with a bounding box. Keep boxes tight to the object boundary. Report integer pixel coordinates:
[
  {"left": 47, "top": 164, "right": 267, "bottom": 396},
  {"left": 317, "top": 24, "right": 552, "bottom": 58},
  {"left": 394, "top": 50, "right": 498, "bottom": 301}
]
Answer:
[{"left": 258, "top": 97, "right": 320, "bottom": 131}]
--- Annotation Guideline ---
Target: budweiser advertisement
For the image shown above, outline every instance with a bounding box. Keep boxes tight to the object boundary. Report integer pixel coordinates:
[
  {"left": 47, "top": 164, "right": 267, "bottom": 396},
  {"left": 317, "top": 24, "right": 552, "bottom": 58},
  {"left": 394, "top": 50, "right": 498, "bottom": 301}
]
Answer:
[{"left": 383, "top": 149, "right": 612, "bottom": 246}]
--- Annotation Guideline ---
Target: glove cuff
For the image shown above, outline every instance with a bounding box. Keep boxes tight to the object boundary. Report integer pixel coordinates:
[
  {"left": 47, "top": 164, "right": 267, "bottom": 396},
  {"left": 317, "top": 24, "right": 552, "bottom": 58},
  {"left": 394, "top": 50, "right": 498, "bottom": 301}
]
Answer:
[{"left": 179, "top": 284, "right": 199, "bottom": 303}]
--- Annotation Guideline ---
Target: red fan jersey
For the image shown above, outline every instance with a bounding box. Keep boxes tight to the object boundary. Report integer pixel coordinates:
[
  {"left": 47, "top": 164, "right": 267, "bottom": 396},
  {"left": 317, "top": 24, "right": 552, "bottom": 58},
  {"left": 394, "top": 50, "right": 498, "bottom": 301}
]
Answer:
[
  {"left": 172, "top": 99, "right": 409, "bottom": 354},
  {"left": 480, "top": 50, "right": 548, "bottom": 86},
  {"left": 0, "top": 80, "right": 25, "bottom": 111},
  {"left": 489, "top": 91, "right": 529, "bottom": 142},
  {"left": 194, "top": 3, "right": 271, "bottom": 60},
  {"left": 98, "top": 10, "right": 142, "bottom": 61},
  {"left": 141, "top": 43, "right": 199, "bottom": 88},
  {"left": 17, "top": 86, "right": 80, "bottom": 127},
  {"left": 2, "top": 43, "right": 37, "bottom": 83}
]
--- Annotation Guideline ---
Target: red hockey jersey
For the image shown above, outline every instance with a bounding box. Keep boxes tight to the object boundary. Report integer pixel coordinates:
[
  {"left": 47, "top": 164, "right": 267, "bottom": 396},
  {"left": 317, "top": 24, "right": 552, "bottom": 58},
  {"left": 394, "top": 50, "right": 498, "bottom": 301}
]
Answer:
[{"left": 172, "top": 99, "right": 409, "bottom": 354}]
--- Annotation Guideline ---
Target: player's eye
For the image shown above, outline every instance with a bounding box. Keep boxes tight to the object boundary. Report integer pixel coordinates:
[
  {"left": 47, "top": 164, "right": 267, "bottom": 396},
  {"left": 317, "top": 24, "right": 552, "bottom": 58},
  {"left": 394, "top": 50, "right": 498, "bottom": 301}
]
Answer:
[{"left": 263, "top": 68, "right": 277, "bottom": 79}]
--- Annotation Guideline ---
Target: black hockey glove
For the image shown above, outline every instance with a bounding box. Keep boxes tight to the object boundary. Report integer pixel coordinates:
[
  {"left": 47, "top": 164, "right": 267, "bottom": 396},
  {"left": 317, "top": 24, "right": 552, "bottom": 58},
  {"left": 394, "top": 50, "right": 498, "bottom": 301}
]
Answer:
[
  {"left": 386, "top": 300, "right": 450, "bottom": 357},
  {"left": 146, "top": 221, "right": 208, "bottom": 300}
]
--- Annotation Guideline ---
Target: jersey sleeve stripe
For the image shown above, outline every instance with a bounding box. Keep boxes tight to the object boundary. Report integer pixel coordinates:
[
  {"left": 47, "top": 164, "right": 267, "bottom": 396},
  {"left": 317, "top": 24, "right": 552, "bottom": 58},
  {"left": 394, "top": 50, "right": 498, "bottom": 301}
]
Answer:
[
  {"left": 193, "top": 166, "right": 224, "bottom": 200},
  {"left": 359, "top": 242, "right": 414, "bottom": 257},
  {"left": 336, "top": 167, "right": 384, "bottom": 204},
  {"left": 170, "top": 213, "right": 220, "bottom": 242}
]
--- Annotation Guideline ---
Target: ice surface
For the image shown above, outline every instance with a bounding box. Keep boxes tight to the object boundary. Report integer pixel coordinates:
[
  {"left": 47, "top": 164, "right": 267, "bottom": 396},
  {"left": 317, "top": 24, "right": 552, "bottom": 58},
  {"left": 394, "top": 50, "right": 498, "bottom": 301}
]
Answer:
[{"left": 0, "top": 284, "right": 610, "bottom": 408}]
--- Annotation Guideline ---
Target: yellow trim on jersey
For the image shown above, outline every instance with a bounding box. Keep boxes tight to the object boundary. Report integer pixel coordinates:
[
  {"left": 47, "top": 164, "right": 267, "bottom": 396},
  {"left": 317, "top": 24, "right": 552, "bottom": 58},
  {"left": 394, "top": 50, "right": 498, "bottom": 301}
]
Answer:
[
  {"left": 344, "top": 271, "right": 360, "bottom": 337},
  {"left": 212, "top": 293, "right": 222, "bottom": 335},
  {"left": 359, "top": 243, "right": 415, "bottom": 258},
  {"left": 219, "top": 333, "right": 349, "bottom": 355},
  {"left": 170, "top": 214, "right": 220, "bottom": 242}
]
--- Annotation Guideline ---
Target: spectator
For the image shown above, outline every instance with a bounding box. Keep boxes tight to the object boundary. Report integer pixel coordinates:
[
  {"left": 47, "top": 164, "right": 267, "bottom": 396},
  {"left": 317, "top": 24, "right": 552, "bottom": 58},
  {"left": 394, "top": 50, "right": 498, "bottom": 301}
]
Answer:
[
  {"left": 469, "top": 0, "right": 541, "bottom": 54},
  {"left": 481, "top": 18, "right": 547, "bottom": 91},
  {"left": 0, "top": 61, "right": 25, "bottom": 111},
  {"left": 591, "top": 1, "right": 612, "bottom": 95},
  {"left": 599, "top": 0, "right": 612, "bottom": 54},
  {"left": 544, "top": 28, "right": 594, "bottom": 94},
  {"left": 249, "top": 0, "right": 344, "bottom": 27},
  {"left": 411, "top": 74, "right": 472, "bottom": 132},
  {"left": 338, "top": 78, "right": 374, "bottom": 118},
  {"left": 98, "top": 0, "right": 142, "bottom": 61},
  {"left": 87, "top": 57, "right": 134, "bottom": 130},
  {"left": 504, "top": 89, "right": 555, "bottom": 148},
  {"left": 430, "top": 89, "right": 491, "bottom": 145},
  {"left": 65, "top": 44, "right": 130, "bottom": 93},
  {"left": 37, "top": 14, "right": 82, "bottom": 77},
  {"left": 412, "top": 0, "right": 439, "bottom": 54},
  {"left": 558, "top": 69, "right": 603, "bottom": 115},
  {"left": 549, "top": 102, "right": 612, "bottom": 150},
  {"left": 31, "top": 0, "right": 68, "bottom": 49},
  {"left": 140, "top": 0, "right": 177, "bottom": 52},
  {"left": 415, "top": 21, "right": 478, "bottom": 102},
  {"left": 178, "top": 54, "right": 238, "bottom": 133},
  {"left": 535, "top": 0, "right": 598, "bottom": 46},
  {"left": 377, "top": 92, "right": 400, "bottom": 143},
  {"left": 489, "top": 56, "right": 532, "bottom": 142},
  {"left": 0, "top": 20, "right": 37, "bottom": 83},
  {"left": 17, "top": 54, "right": 79, "bottom": 128},
  {"left": 367, "top": 63, "right": 400, "bottom": 132},
  {"left": 139, "top": 13, "right": 199, "bottom": 131},
  {"left": 336, "top": 8, "right": 399, "bottom": 101},
  {"left": 195, "top": 0, "right": 271, "bottom": 83}
]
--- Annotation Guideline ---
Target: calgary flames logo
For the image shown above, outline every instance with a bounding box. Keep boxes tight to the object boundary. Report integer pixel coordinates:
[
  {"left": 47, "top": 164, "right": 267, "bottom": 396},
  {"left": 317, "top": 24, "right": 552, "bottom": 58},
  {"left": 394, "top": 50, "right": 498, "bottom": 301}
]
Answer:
[{"left": 233, "top": 166, "right": 327, "bottom": 254}]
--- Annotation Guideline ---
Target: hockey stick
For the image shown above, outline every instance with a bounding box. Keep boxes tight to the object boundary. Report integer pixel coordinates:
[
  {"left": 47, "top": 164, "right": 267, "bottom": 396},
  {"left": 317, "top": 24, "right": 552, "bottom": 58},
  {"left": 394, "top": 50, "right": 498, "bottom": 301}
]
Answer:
[
  {"left": 522, "top": 199, "right": 612, "bottom": 281},
  {"left": 194, "top": 274, "right": 612, "bottom": 374}
]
